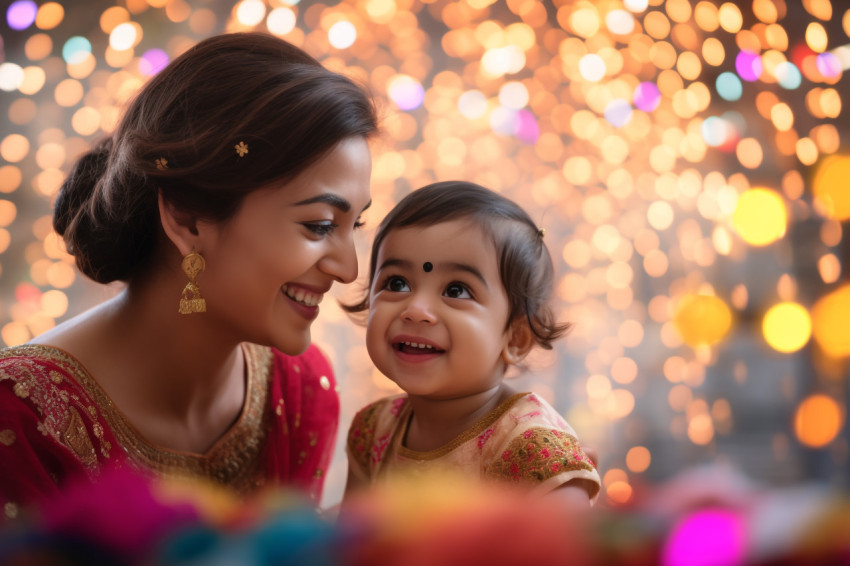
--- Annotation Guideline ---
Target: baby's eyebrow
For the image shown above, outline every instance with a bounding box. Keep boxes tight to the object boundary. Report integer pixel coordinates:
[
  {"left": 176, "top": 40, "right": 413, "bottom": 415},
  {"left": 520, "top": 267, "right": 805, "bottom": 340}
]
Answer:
[
  {"left": 441, "top": 261, "right": 488, "bottom": 287},
  {"left": 376, "top": 258, "right": 412, "bottom": 272},
  {"left": 376, "top": 258, "right": 489, "bottom": 288}
]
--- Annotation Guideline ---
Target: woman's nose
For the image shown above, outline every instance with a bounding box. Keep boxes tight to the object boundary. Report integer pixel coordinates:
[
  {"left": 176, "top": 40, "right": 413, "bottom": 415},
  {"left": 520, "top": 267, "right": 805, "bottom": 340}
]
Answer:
[{"left": 321, "top": 234, "right": 358, "bottom": 283}]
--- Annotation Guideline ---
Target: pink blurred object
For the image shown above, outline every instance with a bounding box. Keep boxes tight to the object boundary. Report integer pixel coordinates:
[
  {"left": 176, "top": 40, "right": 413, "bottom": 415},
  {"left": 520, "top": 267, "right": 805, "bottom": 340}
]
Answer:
[{"left": 40, "top": 466, "right": 200, "bottom": 558}]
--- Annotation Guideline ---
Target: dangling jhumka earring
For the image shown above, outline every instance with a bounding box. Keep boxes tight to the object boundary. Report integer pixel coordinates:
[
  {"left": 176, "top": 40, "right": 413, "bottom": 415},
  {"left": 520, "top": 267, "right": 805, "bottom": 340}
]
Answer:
[{"left": 178, "top": 250, "right": 207, "bottom": 314}]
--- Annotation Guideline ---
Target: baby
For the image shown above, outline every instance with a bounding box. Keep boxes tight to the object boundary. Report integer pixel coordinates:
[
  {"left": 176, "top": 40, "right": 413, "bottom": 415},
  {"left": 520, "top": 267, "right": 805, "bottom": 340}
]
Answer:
[{"left": 344, "top": 181, "right": 600, "bottom": 503}]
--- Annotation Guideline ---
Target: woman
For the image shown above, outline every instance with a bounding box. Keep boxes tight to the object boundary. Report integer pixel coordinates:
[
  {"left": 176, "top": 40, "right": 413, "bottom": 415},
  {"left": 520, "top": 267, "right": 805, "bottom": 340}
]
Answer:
[{"left": 0, "top": 32, "right": 377, "bottom": 518}]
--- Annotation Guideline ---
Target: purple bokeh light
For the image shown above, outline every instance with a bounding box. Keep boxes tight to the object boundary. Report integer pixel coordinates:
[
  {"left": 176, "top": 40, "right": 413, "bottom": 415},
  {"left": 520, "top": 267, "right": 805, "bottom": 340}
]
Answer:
[
  {"left": 633, "top": 81, "right": 661, "bottom": 112},
  {"left": 139, "top": 49, "right": 170, "bottom": 76},
  {"left": 735, "top": 51, "right": 763, "bottom": 82},
  {"left": 514, "top": 109, "right": 539, "bottom": 144},
  {"left": 815, "top": 52, "right": 841, "bottom": 79},
  {"left": 7, "top": 1, "right": 37, "bottom": 31}
]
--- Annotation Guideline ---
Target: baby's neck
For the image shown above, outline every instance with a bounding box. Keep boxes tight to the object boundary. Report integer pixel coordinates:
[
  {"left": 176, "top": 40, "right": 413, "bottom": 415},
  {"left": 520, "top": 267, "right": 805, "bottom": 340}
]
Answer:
[{"left": 403, "top": 383, "right": 517, "bottom": 452}]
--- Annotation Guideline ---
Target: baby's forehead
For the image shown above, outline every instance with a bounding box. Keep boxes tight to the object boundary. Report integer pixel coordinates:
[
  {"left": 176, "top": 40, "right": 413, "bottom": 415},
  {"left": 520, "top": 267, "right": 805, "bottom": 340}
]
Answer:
[{"left": 375, "top": 221, "right": 499, "bottom": 267}]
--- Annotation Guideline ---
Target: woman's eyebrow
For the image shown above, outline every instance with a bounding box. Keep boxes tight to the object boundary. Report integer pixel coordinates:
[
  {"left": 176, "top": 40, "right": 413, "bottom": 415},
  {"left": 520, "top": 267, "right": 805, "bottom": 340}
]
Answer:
[{"left": 294, "top": 193, "right": 351, "bottom": 212}]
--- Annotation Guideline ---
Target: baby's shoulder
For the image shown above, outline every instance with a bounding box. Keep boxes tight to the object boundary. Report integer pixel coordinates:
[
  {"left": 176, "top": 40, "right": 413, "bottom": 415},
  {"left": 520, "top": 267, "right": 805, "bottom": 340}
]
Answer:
[{"left": 502, "top": 392, "right": 575, "bottom": 434}]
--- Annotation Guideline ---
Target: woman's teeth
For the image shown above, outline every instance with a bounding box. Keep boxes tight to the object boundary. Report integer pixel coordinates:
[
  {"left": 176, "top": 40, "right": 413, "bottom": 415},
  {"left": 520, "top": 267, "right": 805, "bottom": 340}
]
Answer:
[{"left": 282, "top": 285, "right": 323, "bottom": 307}]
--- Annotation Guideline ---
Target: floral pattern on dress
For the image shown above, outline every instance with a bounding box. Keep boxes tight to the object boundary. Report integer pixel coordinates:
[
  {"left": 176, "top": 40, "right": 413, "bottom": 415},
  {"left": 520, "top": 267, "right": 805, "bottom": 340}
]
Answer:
[
  {"left": 485, "top": 427, "right": 596, "bottom": 485},
  {"left": 347, "top": 401, "right": 384, "bottom": 474}
]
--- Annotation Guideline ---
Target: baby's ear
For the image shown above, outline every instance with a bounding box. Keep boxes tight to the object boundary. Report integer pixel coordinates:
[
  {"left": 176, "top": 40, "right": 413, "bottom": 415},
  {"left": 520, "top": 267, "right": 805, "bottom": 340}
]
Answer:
[{"left": 501, "top": 318, "right": 536, "bottom": 365}]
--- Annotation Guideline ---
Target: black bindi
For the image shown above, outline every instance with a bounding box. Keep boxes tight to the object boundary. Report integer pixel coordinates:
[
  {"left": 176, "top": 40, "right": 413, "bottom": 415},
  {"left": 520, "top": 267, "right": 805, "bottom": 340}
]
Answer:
[{"left": 423, "top": 262, "right": 433, "bottom": 272}]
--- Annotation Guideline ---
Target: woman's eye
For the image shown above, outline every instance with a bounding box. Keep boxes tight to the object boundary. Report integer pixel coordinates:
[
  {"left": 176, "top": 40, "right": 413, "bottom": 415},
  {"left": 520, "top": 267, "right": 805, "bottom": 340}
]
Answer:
[
  {"left": 385, "top": 276, "right": 410, "bottom": 292},
  {"left": 354, "top": 217, "right": 365, "bottom": 230},
  {"left": 303, "top": 222, "right": 336, "bottom": 236},
  {"left": 444, "top": 283, "right": 471, "bottom": 299}
]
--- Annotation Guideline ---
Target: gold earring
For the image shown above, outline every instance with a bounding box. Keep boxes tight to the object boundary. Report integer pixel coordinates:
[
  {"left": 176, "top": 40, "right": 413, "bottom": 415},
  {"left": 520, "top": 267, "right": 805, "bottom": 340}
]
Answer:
[{"left": 178, "top": 250, "right": 207, "bottom": 314}]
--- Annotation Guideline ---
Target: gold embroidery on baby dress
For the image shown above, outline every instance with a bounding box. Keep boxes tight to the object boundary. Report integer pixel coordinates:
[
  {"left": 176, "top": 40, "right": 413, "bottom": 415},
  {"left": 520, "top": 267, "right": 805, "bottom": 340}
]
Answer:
[
  {"left": 0, "top": 429, "right": 15, "bottom": 446},
  {"left": 348, "top": 401, "right": 383, "bottom": 473},
  {"left": 486, "top": 427, "right": 595, "bottom": 484}
]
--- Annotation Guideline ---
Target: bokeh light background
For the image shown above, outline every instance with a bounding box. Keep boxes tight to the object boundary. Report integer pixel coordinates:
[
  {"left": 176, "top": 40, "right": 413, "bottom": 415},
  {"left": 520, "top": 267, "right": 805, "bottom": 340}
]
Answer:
[{"left": 0, "top": 0, "right": 848, "bottom": 509}]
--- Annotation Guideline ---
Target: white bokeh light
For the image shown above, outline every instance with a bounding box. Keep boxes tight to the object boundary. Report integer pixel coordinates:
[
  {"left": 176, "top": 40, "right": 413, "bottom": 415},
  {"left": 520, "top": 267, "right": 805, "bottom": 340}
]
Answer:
[
  {"left": 579, "top": 53, "right": 607, "bottom": 82},
  {"left": 236, "top": 0, "right": 266, "bottom": 27},
  {"left": 329, "top": 21, "right": 357, "bottom": 49}
]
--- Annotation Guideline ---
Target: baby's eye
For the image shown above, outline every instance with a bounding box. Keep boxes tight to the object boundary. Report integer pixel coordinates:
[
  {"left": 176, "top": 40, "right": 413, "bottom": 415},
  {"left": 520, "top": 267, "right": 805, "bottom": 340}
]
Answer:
[
  {"left": 444, "top": 283, "right": 471, "bottom": 299},
  {"left": 384, "top": 276, "right": 410, "bottom": 293}
]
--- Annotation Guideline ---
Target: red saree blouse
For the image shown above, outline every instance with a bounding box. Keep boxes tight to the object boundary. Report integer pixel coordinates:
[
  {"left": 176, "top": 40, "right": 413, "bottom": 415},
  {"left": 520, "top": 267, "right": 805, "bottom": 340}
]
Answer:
[{"left": 0, "top": 342, "right": 339, "bottom": 520}]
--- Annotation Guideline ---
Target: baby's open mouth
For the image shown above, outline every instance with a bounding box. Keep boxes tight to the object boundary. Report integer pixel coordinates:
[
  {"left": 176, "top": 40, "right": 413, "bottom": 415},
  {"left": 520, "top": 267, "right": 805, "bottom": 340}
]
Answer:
[{"left": 395, "top": 341, "right": 445, "bottom": 354}]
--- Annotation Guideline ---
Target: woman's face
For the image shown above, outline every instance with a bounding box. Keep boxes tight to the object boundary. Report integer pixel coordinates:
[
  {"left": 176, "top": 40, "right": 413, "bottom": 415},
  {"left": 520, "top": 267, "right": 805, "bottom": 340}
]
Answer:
[{"left": 196, "top": 136, "right": 372, "bottom": 355}]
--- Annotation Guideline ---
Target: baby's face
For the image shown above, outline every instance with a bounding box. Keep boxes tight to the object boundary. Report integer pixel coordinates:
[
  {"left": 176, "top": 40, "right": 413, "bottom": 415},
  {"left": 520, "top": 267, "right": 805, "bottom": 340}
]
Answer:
[{"left": 365, "top": 220, "right": 515, "bottom": 400}]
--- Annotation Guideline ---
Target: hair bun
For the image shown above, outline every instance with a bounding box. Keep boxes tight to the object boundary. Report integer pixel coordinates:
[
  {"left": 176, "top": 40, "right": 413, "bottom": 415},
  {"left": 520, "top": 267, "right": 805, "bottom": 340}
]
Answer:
[
  {"left": 53, "top": 137, "right": 112, "bottom": 239},
  {"left": 53, "top": 137, "right": 158, "bottom": 283}
]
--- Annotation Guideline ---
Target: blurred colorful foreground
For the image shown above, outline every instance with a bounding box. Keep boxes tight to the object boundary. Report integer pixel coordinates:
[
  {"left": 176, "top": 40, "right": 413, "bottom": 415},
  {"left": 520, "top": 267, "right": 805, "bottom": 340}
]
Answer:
[{"left": 1, "top": 467, "right": 848, "bottom": 566}]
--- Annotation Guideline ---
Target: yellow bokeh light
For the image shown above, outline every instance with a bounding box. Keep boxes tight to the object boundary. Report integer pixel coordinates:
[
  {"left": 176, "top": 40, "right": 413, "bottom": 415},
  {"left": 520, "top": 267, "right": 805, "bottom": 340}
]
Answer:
[
  {"left": 673, "top": 293, "right": 733, "bottom": 347},
  {"left": 736, "top": 137, "right": 763, "bottom": 169},
  {"left": 0, "top": 166, "right": 21, "bottom": 193},
  {"left": 688, "top": 413, "right": 714, "bottom": 445},
  {"left": 732, "top": 188, "right": 787, "bottom": 246},
  {"left": 762, "top": 302, "right": 811, "bottom": 353},
  {"left": 795, "top": 394, "right": 843, "bottom": 448},
  {"left": 812, "top": 154, "right": 850, "bottom": 221},
  {"left": 606, "top": 480, "right": 633, "bottom": 505},
  {"left": 718, "top": 2, "right": 743, "bottom": 33},
  {"left": 805, "top": 22, "right": 828, "bottom": 53},
  {"left": 24, "top": 34, "right": 52, "bottom": 61},
  {"left": 811, "top": 284, "right": 850, "bottom": 358},
  {"left": 0, "top": 134, "right": 30, "bottom": 163},
  {"left": 100, "top": 6, "right": 130, "bottom": 33},
  {"left": 626, "top": 446, "right": 651, "bottom": 473},
  {"left": 35, "top": 2, "right": 64, "bottom": 30}
]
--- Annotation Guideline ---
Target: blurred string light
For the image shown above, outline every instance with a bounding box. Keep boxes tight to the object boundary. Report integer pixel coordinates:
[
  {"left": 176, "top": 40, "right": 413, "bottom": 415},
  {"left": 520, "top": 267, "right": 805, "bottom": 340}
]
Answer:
[{"left": 0, "top": 0, "right": 849, "bottom": 506}]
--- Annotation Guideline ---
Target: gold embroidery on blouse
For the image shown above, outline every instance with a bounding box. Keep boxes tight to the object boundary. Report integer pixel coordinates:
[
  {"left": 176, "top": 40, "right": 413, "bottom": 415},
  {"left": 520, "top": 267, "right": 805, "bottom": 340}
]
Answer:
[
  {"left": 0, "top": 429, "right": 15, "bottom": 446},
  {"left": 63, "top": 406, "right": 97, "bottom": 468},
  {"left": 49, "top": 370, "right": 63, "bottom": 384},
  {"left": 4, "top": 502, "right": 18, "bottom": 519},
  {"left": 319, "top": 375, "right": 330, "bottom": 390},
  {"left": 394, "top": 393, "right": 529, "bottom": 461},
  {"left": 1, "top": 359, "right": 100, "bottom": 474},
  {"left": 0, "top": 343, "right": 273, "bottom": 494},
  {"left": 13, "top": 381, "right": 29, "bottom": 399}
]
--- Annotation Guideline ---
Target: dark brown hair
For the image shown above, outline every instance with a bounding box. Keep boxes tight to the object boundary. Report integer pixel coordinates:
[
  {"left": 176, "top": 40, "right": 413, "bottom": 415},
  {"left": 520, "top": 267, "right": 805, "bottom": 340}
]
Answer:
[
  {"left": 54, "top": 32, "right": 378, "bottom": 283},
  {"left": 344, "top": 181, "right": 570, "bottom": 349}
]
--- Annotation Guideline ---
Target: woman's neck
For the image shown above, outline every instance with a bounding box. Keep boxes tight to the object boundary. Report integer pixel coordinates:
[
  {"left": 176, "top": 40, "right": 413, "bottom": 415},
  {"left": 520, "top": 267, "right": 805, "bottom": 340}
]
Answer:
[
  {"left": 32, "top": 268, "right": 248, "bottom": 452},
  {"left": 403, "top": 382, "right": 517, "bottom": 452}
]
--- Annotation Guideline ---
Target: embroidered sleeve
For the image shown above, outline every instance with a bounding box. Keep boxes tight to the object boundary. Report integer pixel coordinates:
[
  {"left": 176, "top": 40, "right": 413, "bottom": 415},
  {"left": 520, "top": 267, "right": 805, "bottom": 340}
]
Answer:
[
  {"left": 0, "top": 364, "right": 100, "bottom": 516},
  {"left": 485, "top": 427, "right": 597, "bottom": 489},
  {"left": 346, "top": 401, "right": 384, "bottom": 481}
]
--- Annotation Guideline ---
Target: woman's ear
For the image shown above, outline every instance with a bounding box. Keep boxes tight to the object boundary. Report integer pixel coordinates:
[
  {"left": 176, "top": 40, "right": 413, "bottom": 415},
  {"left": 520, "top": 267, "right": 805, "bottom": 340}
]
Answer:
[
  {"left": 158, "top": 191, "right": 199, "bottom": 257},
  {"left": 501, "top": 318, "right": 536, "bottom": 365}
]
